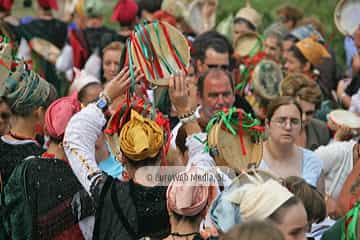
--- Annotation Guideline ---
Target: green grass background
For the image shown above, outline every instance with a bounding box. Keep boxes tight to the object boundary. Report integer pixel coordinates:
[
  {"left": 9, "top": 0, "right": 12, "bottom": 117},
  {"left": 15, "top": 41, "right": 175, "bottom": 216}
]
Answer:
[{"left": 11, "top": 0, "right": 346, "bottom": 67}]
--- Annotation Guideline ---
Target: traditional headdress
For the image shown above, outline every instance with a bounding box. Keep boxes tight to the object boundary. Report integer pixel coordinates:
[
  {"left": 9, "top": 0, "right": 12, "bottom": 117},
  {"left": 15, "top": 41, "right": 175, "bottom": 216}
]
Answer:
[
  {"left": 0, "top": 36, "right": 51, "bottom": 115},
  {"left": 210, "top": 170, "right": 293, "bottom": 232},
  {"left": 105, "top": 96, "right": 170, "bottom": 164},
  {"left": 37, "top": 0, "right": 58, "bottom": 10},
  {"left": 0, "top": 0, "right": 14, "bottom": 12},
  {"left": 69, "top": 68, "right": 101, "bottom": 94},
  {"left": 295, "top": 37, "right": 330, "bottom": 66},
  {"left": 111, "top": 0, "right": 138, "bottom": 24},
  {"left": 167, "top": 167, "right": 218, "bottom": 216},
  {"left": 235, "top": 2, "right": 262, "bottom": 30},
  {"left": 45, "top": 92, "right": 81, "bottom": 140}
]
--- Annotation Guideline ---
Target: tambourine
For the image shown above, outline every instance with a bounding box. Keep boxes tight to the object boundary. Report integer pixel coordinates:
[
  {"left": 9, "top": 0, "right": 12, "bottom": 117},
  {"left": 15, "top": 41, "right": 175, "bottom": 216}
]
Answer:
[
  {"left": 187, "top": 0, "right": 217, "bottom": 34},
  {"left": 327, "top": 109, "right": 360, "bottom": 135},
  {"left": 29, "top": 37, "right": 61, "bottom": 65},
  {"left": 234, "top": 31, "right": 263, "bottom": 58},
  {"left": 252, "top": 59, "right": 283, "bottom": 101},
  {"left": 206, "top": 108, "right": 263, "bottom": 172},
  {"left": 127, "top": 21, "right": 190, "bottom": 86},
  {"left": 334, "top": 0, "right": 360, "bottom": 35}
]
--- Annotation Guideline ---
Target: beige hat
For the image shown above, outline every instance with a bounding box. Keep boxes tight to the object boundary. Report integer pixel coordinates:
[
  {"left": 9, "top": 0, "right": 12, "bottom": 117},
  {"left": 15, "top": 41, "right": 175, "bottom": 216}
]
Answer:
[
  {"left": 161, "top": 0, "right": 187, "bottom": 19},
  {"left": 235, "top": 2, "right": 262, "bottom": 30}
]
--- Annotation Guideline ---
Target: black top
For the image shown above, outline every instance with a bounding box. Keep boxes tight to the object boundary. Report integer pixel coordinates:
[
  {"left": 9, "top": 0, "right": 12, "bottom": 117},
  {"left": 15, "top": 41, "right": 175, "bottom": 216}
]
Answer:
[
  {"left": 235, "top": 94, "right": 256, "bottom": 118},
  {"left": 346, "top": 73, "right": 360, "bottom": 96},
  {"left": 0, "top": 138, "right": 44, "bottom": 186},
  {"left": 17, "top": 18, "right": 67, "bottom": 48},
  {"left": 93, "top": 177, "right": 170, "bottom": 240},
  {"left": 83, "top": 26, "right": 118, "bottom": 53}
]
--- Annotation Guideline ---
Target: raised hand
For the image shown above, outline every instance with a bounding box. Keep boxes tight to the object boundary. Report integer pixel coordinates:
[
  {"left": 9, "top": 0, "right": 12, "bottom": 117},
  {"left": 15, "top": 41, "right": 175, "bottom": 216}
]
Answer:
[
  {"left": 103, "top": 66, "right": 143, "bottom": 102},
  {"left": 169, "top": 72, "right": 196, "bottom": 116}
]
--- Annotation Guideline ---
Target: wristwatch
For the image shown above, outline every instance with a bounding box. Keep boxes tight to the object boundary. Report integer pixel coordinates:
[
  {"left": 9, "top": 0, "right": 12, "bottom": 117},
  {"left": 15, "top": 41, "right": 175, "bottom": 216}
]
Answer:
[{"left": 96, "top": 96, "right": 109, "bottom": 112}]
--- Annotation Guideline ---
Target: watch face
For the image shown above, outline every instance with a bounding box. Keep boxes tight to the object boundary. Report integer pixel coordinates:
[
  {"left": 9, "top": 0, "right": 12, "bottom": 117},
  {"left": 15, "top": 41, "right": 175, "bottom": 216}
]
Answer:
[{"left": 96, "top": 98, "right": 108, "bottom": 110}]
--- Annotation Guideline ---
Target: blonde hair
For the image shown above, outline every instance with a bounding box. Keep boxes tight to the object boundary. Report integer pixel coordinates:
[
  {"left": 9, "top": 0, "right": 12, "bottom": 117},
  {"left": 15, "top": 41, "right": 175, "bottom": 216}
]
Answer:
[
  {"left": 280, "top": 73, "right": 321, "bottom": 106},
  {"left": 102, "top": 41, "right": 124, "bottom": 56},
  {"left": 220, "top": 221, "right": 284, "bottom": 240}
]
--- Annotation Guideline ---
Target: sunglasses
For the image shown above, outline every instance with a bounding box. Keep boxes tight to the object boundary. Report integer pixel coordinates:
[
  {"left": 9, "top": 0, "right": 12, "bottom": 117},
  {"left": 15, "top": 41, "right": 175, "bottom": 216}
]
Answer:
[{"left": 0, "top": 112, "right": 10, "bottom": 120}]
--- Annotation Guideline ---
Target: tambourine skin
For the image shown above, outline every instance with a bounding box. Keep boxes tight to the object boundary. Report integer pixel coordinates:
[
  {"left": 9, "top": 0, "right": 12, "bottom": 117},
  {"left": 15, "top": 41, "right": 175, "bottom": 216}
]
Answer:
[
  {"left": 327, "top": 109, "right": 360, "bottom": 135},
  {"left": 129, "top": 21, "right": 190, "bottom": 86},
  {"left": 29, "top": 38, "right": 60, "bottom": 65},
  {"left": 334, "top": 0, "right": 360, "bottom": 35},
  {"left": 208, "top": 121, "right": 263, "bottom": 172},
  {"left": 252, "top": 59, "right": 283, "bottom": 101},
  {"left": 234, "top": 31, "right": 263, "bottom": 58}
]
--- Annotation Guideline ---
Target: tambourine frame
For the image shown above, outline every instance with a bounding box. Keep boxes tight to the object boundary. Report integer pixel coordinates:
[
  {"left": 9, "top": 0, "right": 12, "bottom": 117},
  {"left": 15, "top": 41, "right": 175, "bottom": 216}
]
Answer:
[{"left": 207, "top": 118, "right": 263, "bottom": 172}]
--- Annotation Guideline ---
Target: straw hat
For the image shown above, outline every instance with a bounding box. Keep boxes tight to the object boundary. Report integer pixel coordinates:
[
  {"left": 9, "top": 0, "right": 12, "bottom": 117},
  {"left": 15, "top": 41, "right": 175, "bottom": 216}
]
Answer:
[
  {"left": 234, "top": 31, "right": 263, "bottom": 57},
  {"left": 207, "top": 108, "right": 263, "bottom": 172},
  {"left": 29, "top": 37, "right": 60, "bottom": 65},
  {"left": 334, "top": 0, "right": 360, "bottom": 35},
  {"left": 235, "top": 2, "right": 262, "bottom": 30},
  {"left": 161, "top": 0, "right": 187, "bottom": 20},
  {"left": 128, "top": 21, "right": 190, "bottom": 86},
  {"left": 252, "top": 59, "right": 283, "bottom": 101}
]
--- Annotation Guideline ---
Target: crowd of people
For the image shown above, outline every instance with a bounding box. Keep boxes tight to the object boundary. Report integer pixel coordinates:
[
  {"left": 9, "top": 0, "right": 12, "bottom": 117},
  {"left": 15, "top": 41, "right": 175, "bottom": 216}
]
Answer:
[{"left": 0, "top": 0, "right": 359, "bottom": 239}]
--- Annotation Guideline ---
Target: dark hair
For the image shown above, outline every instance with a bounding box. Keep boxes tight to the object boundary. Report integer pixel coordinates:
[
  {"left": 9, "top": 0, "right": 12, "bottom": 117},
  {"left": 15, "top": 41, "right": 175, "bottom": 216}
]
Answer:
[
  {"left": 288, "top": 45, "right": 308, "bottom": 66},
  {"left": 192, "top": 31, "right": 233, "bottom": 64},
  {"left": 197, "top": 68, "right": 234, "bottom": 98},
  {"left": 172, "top": 211, "right": 202, "bottom": 225},
  {"left": 268, "top": 196, "right": 302, "bottom": 224},
  {"left": 137, "top": 0, "right": 162, "bottom": 16},
  {"left": 283, "top": 176, "right": 326, "bottom": 223},
  {"left": 233, "top": 17, "right": 256, "bottom": 31},
  {"left": 266, "top": 96, "right": 303, "bottom": 121},
  {"left": 276, "top": 4, "right": 304, "bottom": 24},
  {"left": 283, "top": 34, "right": 299, "bottom": 43},
  {"left": 220, "top": 221, "right": 285, "bottom": 240}
]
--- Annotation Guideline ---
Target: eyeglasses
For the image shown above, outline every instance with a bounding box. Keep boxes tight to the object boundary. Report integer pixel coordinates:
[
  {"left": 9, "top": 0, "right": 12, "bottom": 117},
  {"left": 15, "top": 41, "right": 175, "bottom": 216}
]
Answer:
[
  {"left": 205, "top": 64, "right": 230, "bottom": 71},
  {"left": 0, "top": 112, "right": 10, "bottom": 120},
  {"left": 304, "top": 110, "right": 315, "bottom": 117},
  {"left": 272, "top": 117, "right": 301, "bottom": 128}
]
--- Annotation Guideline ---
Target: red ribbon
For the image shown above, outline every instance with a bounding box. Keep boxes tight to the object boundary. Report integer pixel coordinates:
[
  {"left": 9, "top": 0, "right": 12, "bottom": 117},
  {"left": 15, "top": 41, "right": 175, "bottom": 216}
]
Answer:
[
  {"left": 159, "top": 22, "right": 186, "bottom": 73},
  {"left": 237, "top": 110, "right": 247, "bottom": 156}
]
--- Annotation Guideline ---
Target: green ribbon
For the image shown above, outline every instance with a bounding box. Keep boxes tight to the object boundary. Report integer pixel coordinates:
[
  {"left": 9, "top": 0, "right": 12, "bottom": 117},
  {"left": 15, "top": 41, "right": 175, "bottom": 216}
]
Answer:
[
  {"left": 126, "top": 39, "right": 135, "bottom": 94},
  {"left": 342, "top": 201, "right": 360, "bottom": 240},
  {"left": 202, "top": 107, "right": 262, "bottom": 152}
]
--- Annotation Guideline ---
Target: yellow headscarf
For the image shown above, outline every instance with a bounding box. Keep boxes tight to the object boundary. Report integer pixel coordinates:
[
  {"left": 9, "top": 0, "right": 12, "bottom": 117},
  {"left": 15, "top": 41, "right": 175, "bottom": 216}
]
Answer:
[
  {"left": 295, "top": 37, "right": 330, "bottom": 66},
  {"left": 119, "top": 110, "right": 163, "bottom": 161}
]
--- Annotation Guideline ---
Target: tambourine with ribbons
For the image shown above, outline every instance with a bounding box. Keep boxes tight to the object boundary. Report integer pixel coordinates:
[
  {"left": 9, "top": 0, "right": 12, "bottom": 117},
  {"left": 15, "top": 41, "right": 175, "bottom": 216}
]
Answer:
[
  {"left": 233, "top": 31, "right": 265, "bottom": 92},
  {"left": 29, "top": 37, "right": 61, "bottom": 65},
  {"left": 104, "top": 96, "right": 171, "bottom": 166},
  {"left": 124, "top": 21, "right": 190, "bottom": 87},
  {"left": 205, "top": 107, "right": 264, "bottom": 172}
]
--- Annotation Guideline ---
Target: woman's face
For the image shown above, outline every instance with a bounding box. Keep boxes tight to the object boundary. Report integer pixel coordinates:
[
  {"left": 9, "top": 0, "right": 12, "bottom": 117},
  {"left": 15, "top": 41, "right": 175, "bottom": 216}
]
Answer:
[
  {"left": 233, "top": 22, "right": 251, "bottom": 44},
  {"left": 103, "top": 49, "right": 122, "bottom": 82},
  {"left": 267, "top": 104, "right": 302, "bottom": 145},
  {"left": 284, "top": 51, "right": 303, "bottom": 74},
  {"left": 274, "top": 202, "right": 308, "bottom": 240}
]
